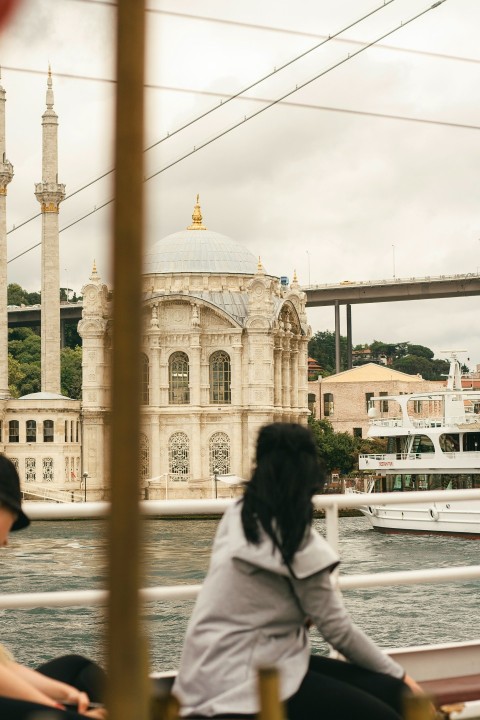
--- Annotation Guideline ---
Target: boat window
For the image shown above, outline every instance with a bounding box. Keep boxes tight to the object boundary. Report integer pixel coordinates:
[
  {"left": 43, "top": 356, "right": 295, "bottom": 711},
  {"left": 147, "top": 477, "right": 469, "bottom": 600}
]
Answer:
[
  {"left": 387, "top": 436, "right": 409, "bottom": 454},
  {"left": 439, "top": 434, "right": 460, "bottom": 452},
  {"left": 411, "top": 434, "right": 434, "bottom": 453},
  {"left": 413, "top": 400, "right": 421, "bottom": 414},
  {"left": 463, "top": 432, "right": 480, "bottom": 452},
  {"left": 323, "top": 393, "right": 334, "bottom": 417}
]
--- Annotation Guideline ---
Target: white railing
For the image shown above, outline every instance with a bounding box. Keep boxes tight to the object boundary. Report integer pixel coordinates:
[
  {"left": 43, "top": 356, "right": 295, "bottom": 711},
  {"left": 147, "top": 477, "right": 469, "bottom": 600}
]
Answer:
[
  {"left": 2, "top": 489, "right": 479, "bottom": 610},
  {"left": 22, "top": 485, "right": 84, "bottom": 503}
]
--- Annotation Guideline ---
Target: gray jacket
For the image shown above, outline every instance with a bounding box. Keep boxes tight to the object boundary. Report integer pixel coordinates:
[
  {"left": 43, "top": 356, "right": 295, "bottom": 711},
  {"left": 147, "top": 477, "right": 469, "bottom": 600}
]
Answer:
[{"left": 173, "top": 501, "right": 403, "bottom": 717}]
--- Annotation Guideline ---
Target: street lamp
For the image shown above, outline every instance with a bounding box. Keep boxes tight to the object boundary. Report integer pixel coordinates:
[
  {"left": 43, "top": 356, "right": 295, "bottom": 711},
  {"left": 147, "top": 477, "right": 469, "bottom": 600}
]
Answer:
[
  {"left": 213, "top": 467, "right": 219, "bottom": 499},
  {"left": 82, "top": 471, "right": 88, "bottom": 502}
]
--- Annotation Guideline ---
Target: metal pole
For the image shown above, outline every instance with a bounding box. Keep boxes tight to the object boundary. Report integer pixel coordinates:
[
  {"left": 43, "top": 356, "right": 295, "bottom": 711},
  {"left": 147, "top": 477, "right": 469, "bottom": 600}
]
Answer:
[
  {"left": 346, "top": 304, "right": 352, "bottom": 369},
  {"left": 257, "top": 667, "right": 285, "bottom": 720},
  {"left": 107, "top": 2, "right": 148, "bottom": 720},
  {"left": 334, "top": 300, "right": 341, "bottom": 374}
]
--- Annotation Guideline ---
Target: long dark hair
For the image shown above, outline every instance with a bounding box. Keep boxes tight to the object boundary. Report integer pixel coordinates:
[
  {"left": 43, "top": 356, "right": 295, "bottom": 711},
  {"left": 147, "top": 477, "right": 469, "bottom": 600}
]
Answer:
[{"left": 241, "top": 422, "right": 326, "bottom": 565}]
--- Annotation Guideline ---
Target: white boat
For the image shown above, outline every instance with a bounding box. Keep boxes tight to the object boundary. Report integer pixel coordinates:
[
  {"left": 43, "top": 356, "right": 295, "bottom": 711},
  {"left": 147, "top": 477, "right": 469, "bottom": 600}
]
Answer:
[{"left": 358, "top": 353, "right": 480, "bottom": 536}]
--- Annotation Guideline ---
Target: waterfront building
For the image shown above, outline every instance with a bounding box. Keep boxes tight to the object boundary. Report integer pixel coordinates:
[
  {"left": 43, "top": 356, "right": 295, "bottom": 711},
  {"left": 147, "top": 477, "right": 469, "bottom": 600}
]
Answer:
[
  {"left": 0, "top": 71, "right": 82, "bottom": 498},
  {"left": 79, "top": 198, "right": 311, "bottom": 498},
  {"left": 0, "top": 73, "right": 310, "bottom": 499},
  {"left": 308, "top": 363, "right": 443, "bottom": 437}
]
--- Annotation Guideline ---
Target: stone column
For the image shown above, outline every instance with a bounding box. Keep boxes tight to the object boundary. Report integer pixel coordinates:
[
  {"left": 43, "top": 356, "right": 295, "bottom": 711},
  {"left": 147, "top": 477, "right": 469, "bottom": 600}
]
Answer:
[
  {"left": 231, "top": 336, "right": 243, "bottom": 406},
  {"left": 0, "top": 73, "right": 13, "bottom": 398},
  {"left": 35, "top": 70, "right": 65, "bottom": 393},
  {"left": 290, "top": 339, "right": 299, "bottom": 412},
  {"left": 149, "top": 344, "right": 160, "bottom": 407},
  {"left": 273, "top": 337, "right": 282, "bottom": 408}
]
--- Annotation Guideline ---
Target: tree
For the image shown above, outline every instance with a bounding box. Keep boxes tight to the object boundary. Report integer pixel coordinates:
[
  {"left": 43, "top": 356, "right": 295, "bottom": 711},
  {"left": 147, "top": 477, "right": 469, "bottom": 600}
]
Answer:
[
  {"left": 61, "top": 346, "right": 82, "bottom": 399},
  {"left": 7, "top": 283, "right": 28, "bottom": 306},
  {"left": 308, "top": 331, "right": 348, "bottom": 376},
  {"left": 8, "top": 355, "right": 40, "bottom": 397},
  {"left": 406, "top": 344, "right": 434, "bottom": 360},
  {"left": 308, "top": 417, "right": 357, "bottom": 474}
]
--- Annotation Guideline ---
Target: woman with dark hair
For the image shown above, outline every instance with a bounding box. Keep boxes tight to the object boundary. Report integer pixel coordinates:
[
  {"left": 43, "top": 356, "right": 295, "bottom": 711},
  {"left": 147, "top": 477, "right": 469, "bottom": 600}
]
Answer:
[
  {"left": 0, "top": 454, "right": 106, "bottom": 719},
  {"left": 173, "top": 422, "right": 425, "bottom": 719}
]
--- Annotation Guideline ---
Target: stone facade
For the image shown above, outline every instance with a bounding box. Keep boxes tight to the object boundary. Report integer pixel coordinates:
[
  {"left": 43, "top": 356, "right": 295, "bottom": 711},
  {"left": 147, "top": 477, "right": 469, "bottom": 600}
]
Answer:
[
  {"left": 79, "top": 202, "right": 311, "bottom": 498},
  {"left": 0, "top": 395, "right": 82, "bottom": 499}
]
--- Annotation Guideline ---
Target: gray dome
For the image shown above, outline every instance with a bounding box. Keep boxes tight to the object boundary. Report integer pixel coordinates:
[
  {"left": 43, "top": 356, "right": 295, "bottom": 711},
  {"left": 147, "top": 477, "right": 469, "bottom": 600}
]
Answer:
[
  {"left": 144, "top": 229, "right": 258, "bottom": 275},
  {"left": 19, "top": 392, "right": 72, "bottom": 400}
]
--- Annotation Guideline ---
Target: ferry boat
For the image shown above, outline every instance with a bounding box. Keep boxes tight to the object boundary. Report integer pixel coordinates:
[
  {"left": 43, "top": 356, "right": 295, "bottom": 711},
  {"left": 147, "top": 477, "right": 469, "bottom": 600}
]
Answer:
[{"left": 358, "top": 353, "right": 480, "bottom": 536}]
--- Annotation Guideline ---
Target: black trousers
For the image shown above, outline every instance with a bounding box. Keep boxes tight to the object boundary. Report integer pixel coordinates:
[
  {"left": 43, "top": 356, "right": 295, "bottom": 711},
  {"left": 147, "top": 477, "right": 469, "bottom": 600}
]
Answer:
[
  {"left": 0, "top": 654, "right": 106, "bottom": 720},
  {"left": 188, "top": 655, "right": 407, "bottom": 720}
]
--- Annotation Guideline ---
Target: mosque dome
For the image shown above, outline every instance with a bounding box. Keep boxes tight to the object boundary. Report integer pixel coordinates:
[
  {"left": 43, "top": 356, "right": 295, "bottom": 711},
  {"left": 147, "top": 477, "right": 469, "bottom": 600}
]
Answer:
[{"left": 144, "top": 197, "right": 258, "bottom": 276}]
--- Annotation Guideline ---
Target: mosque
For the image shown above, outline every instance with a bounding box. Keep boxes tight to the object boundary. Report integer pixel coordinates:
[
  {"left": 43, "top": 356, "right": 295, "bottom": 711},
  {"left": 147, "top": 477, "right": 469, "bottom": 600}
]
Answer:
[{"left": 0, "top": 73, "right": 311, "bottom": 500}]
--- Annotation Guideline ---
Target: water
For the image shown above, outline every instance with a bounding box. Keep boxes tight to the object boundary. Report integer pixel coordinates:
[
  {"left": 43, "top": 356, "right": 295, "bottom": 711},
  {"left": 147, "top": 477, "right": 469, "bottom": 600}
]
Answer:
[{"left": 1, "top": 516, "right": 480, "bottom": 671}]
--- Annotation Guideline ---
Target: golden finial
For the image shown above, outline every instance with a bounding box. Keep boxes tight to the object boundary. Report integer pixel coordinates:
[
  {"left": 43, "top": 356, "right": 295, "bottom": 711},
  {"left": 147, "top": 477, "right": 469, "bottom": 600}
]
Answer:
[
  {"left": 90, "top": 259, "right": 98, "bottom": 280},
  {"left": 293, "top": 269, "right": 298, "bottom": 283},
  {"left": 187, "top": 194, "right": 207, "bottom": 230},
  {"left": 257, "top": 256, "right": 263, "bottom": 272}
]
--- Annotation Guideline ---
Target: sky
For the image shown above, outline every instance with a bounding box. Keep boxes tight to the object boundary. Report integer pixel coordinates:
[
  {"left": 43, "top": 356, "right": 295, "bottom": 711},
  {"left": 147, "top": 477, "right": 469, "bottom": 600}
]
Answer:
[{"left": 1, "top": 0, "right": 480, "bottom": 367}]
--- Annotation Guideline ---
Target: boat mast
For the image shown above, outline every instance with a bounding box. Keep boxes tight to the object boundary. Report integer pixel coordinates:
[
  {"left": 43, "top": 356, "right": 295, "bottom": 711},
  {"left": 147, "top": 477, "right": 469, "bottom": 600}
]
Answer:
[{"left": 106, "top": 2, "right": 148, "bottom": 720}]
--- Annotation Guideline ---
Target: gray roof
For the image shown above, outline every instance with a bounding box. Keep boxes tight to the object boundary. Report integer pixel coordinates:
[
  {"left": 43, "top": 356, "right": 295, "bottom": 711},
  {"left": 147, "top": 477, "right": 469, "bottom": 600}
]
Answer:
[
  {"left": 19, "top": 392, "right": 72, "bottom": 401},
  {"left": 144, "top": 229, "right": 258, "bottom": 275}
]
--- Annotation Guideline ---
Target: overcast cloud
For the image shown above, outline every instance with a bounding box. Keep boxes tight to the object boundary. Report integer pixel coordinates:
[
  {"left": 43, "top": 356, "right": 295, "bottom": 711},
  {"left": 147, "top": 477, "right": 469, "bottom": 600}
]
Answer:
[{"left": 1, "top": 0, "right": 480, "bottom": 367}]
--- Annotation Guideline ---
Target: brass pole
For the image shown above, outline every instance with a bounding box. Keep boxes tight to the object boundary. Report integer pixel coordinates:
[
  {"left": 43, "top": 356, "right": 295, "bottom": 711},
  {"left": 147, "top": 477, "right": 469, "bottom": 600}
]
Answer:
[
  {"left": 106, "top": 2, "right": 148, "bottom": 720},
  {"left": 257, "top": 667, "right": 285, "bottom": 720},
  {"left": 403, "top": 695, "right": 436, "bottom": 720}
]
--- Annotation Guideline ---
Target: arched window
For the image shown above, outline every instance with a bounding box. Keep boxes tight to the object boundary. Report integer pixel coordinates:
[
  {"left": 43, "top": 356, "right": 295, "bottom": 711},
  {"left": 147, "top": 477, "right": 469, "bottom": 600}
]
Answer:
[
  {"left": 26, "top": 420, "right": 37, "bottom": 443},
  {"left": 168, "top": 432, "right": 189, "bottom": 481},
  {"left": 9, "top": 420, "right": 19, "bottom": 443},
  {"left": 209, "top": 351, "right": 231, "bottom": 404},
  {"left": 141, "top": 353, "right": 149, "bottom": 405},
  {"left": 43, "top": 420, "right": 54, "bottom": 443},
  {"left": 139, "top": 433, "right": 150, "bottom": 481},
  {"left": 169, "top": 352, "right": 190, "bottom": 404},
  {"left": 209, "top": 432, "right": 231, "bottom": 476}
]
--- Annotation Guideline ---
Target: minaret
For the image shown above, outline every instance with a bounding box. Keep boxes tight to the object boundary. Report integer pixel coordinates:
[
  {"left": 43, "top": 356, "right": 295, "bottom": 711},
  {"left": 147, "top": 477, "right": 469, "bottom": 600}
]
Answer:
[
  {"left": 0, "top": 69, "right": 14, "bottom": 398},
  {"left": 35, "top": 68, "right": 65, "bottom": 393}
]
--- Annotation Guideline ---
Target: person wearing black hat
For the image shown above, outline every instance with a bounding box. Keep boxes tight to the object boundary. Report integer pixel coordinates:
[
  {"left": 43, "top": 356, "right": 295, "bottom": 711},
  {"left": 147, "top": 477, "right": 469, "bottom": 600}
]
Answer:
[
  {"left": 0, "top": 454, "right": 31, "bottom": 544},
  {"left": 0, "top": 454, "right": 107, "bottom": 719}
]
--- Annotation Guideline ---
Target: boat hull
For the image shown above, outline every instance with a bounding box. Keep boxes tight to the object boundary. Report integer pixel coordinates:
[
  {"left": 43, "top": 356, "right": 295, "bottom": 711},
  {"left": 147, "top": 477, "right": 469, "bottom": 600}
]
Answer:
[{"left": 360, "top": 499, "right": 480, "bottom": 537}]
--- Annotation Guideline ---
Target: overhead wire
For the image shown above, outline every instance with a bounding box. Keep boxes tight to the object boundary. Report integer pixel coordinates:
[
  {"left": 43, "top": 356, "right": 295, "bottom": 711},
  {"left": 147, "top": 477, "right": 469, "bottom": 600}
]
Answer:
[
  {"left": 8, "top": 0, "right": 450, "bottom": 263},
  {"left": 6, "top": 0, "right": 399, "bottom": 240}
]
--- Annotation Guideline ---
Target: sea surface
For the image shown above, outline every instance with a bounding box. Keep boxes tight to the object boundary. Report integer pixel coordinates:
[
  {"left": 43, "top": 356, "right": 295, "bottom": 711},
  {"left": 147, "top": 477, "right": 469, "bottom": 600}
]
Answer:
[{"left": 1, "top": 516, "right": 479, "bottom": 671}]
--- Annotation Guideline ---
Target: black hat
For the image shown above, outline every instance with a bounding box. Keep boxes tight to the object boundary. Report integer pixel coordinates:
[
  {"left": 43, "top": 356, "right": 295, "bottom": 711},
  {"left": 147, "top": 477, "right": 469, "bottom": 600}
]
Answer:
[{"left": 0, "top": 454, "right": 30, "bottom": 531}]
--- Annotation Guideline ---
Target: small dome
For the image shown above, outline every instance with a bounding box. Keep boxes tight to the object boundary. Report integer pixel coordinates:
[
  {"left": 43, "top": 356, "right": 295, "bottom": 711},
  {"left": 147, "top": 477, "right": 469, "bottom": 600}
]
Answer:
[
  {"left": 144, "top": 197, "right": 259, "bottom": 276},
  {"left": 19, "top": 392, "right": 72, "bottom": 400}
]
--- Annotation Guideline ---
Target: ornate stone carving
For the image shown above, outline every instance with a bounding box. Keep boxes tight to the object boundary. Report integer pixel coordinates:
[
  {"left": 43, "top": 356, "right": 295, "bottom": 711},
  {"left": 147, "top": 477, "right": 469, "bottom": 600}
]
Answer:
[{"left": 34, "top": 181, "right": 66, "bottom": 212}]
